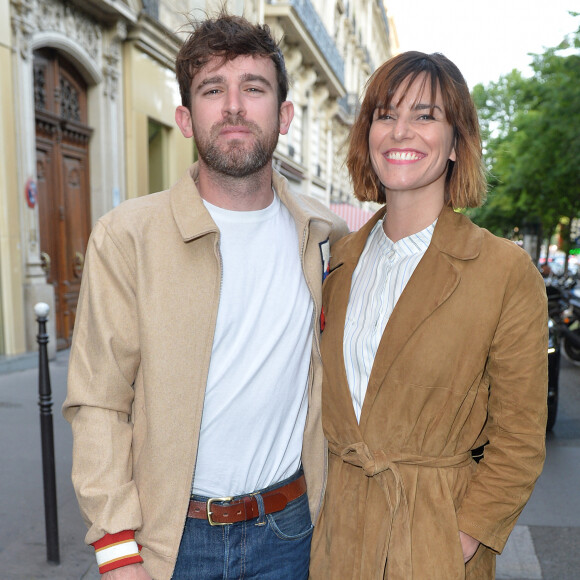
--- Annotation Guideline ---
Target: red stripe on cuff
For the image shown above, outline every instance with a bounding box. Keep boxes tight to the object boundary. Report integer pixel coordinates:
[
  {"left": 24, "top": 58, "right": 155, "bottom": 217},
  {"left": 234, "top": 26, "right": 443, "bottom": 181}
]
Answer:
[
  {"left": 98, "top": 553, "right": 144, "bottom": 575},
  {"left": 92, "top": 530, "right": 136, "bottom": 550}
]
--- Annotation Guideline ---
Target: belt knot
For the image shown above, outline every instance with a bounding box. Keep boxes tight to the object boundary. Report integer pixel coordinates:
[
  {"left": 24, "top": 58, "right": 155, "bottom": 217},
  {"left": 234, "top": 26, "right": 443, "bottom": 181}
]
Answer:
[
  {"left": 337, "top": 442, "right": 397, "bottom": 477},
  {"left": 327, "top": 441, "right": 473, "bottom": 580}
]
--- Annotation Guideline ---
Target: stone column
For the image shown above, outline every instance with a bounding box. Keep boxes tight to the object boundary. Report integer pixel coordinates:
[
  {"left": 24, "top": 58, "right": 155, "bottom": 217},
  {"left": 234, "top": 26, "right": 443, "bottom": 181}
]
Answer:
[
  {"left": 11, "top": 0, "right": 57, "bottom": 357},
  {"left": 92, "top": 21, "right": 126, "bottom": 220}
]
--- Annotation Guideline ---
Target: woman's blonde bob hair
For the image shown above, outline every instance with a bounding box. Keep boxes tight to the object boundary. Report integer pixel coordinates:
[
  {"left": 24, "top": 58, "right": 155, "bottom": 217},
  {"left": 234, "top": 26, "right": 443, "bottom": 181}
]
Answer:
[{"left": 347, "top": 51, "right": 486, "bottom": 208}]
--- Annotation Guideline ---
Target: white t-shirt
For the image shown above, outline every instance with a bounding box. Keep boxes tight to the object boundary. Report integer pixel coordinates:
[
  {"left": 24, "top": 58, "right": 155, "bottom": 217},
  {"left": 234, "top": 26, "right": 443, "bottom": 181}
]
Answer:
[{"left": 192, "top": 193, "right": 313, "bottom": 497}]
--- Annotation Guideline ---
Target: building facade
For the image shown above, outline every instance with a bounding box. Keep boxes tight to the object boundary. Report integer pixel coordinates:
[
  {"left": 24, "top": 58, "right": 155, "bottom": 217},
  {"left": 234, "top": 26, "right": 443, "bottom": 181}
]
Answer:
[{"left": 0, "top": 0, "right": 396, "bottom": 357}]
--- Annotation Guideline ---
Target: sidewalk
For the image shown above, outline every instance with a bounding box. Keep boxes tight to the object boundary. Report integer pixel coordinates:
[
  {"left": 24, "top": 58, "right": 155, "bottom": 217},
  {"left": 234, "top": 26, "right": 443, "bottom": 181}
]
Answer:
[{"left": 0, "top": 349, "right": 99, "bottom": 579}]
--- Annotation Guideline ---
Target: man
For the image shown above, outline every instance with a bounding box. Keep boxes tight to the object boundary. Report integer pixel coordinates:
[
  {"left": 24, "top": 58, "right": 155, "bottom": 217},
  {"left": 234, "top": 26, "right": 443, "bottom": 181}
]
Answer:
[{"left": 63, "top": 12, "right": 348, "bottom": 580}]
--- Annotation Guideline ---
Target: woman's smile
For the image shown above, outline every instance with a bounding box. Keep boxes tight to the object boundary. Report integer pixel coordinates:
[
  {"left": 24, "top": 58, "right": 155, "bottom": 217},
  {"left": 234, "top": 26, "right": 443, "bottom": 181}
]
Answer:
[{"left": 383, "top": 148, "right": 426, "bottom": 163}]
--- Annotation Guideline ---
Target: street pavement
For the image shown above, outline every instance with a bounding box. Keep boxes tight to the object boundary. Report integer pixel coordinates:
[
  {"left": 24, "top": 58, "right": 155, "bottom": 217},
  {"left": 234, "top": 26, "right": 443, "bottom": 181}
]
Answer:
[
  {"left": 0, "top": 349, "right": 579, "bottom": 579},
  {"left": 0, "top": 349, "right": 99, "bottom": 580}
]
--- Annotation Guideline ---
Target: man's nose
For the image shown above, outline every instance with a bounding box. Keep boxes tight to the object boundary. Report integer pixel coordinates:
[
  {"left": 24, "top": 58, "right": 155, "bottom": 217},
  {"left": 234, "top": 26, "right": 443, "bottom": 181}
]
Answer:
[{"left": 223, "top": 90, "right": 245, "bottom": 117}]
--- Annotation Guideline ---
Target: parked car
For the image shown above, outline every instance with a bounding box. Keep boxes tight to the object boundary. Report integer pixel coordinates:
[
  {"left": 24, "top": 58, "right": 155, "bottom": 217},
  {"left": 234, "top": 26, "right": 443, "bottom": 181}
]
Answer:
[{"left": 539, "top": 254, "right": 579, "bottom": 278}]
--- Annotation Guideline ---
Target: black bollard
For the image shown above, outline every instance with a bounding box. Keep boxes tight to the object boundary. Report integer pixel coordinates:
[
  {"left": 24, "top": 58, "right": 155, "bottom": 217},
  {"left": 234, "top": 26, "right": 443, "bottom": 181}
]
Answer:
[{"left": 35, "top": 302, "right": 60, "bottom": 564}]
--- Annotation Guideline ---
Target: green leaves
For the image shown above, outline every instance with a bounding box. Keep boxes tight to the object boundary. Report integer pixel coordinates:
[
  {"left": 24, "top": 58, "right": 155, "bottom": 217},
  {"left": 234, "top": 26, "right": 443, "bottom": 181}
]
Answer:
[{"left": 468, "top": 15, "right": 580, "bottom": 253}]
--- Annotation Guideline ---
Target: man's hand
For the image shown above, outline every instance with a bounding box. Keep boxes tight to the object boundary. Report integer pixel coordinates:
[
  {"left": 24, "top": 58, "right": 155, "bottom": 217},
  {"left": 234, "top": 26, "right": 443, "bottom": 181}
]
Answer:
[
  {"left": 102, "top": 563, "right": 152, "bottom": 579},
  {"left": 459, "top": 530, "right": 480, "bottom": 564}
]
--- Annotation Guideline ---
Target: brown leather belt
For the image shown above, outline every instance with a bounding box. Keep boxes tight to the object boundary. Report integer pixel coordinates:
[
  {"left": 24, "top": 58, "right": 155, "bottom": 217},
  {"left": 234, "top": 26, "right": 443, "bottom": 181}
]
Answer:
[{"left": 188, "top": 474, "right": 306, "bottom": 526}]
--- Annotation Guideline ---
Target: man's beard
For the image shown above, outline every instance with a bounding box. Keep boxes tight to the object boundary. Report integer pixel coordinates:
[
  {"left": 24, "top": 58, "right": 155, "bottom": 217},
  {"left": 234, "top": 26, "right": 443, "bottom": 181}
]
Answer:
[{"left": 196, "top": 117, "right": 279, "bottom": 178}]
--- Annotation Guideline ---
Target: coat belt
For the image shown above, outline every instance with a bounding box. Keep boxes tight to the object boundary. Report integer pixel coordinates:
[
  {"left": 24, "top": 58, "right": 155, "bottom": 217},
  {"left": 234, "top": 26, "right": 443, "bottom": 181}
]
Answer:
[{"left": 328, "top": 441, "right": 473, "bottom": 580}]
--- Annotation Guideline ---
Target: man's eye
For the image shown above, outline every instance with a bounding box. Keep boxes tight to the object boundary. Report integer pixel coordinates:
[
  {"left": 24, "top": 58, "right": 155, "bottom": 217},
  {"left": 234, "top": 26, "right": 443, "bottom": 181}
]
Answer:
[{"left": 246, "top": 87, "right": 264, "bottom": 93}]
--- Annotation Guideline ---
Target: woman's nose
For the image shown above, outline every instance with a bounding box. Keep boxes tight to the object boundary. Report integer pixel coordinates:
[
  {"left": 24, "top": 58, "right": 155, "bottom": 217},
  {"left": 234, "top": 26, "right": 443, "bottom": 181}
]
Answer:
[{"left": 393, "top": 117, "right": 411, "bottom": 140}]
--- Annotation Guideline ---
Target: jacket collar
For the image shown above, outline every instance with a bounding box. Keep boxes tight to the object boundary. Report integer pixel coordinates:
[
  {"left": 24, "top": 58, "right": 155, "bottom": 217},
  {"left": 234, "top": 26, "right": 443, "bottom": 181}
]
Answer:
[
  {"left": 272, "top": 170, "right": 334, "bottom": 232},
  {"left": 170, "top": 164, "right": 217, "bottom": 242},
  {"left": 170, "top": 162, "right": 333, "bottom": 241},
  {"left": 431, "top": 205, "right": 483, "bottom": 260},
  {"left": 333, "top": 205, "right": 482, "bottom": 269}
]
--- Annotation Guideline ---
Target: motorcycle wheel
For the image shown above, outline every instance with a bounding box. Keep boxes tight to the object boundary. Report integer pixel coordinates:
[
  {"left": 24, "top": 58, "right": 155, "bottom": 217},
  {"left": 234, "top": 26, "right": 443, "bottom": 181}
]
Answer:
[{"left": 563, "top": 335, "right": 580, "bottom": 365}]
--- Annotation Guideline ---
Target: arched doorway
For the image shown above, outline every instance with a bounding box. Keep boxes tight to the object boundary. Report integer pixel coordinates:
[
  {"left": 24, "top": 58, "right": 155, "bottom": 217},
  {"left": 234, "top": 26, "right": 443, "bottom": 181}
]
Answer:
[{"left": 34, "top": 48, "right": 93, "bottom": 350}]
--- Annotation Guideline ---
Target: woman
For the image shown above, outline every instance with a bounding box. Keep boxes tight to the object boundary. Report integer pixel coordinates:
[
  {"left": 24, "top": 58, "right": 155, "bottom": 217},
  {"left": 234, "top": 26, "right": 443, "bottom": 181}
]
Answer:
[{"left": 310, "top": 52, "right": 548, "bottom": 579}]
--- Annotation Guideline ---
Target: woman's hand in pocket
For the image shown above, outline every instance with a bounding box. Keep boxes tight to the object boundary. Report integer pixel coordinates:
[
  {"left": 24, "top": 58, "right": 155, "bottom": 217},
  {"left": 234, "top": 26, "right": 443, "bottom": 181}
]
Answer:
[{"left": 459, "top": 530, "right": 480, "bottom": 564}]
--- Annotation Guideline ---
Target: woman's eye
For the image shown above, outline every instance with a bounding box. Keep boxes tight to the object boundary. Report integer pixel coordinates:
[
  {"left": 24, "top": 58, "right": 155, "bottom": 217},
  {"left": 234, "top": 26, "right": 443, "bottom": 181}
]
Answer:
[{"left": 418, "top": 114, "right": 435, "bottom": 121}]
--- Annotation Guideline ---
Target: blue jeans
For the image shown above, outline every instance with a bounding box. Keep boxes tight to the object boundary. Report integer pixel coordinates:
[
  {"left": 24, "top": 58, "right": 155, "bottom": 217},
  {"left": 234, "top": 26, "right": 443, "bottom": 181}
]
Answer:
[{"left": 172, "top": 470, "right": 313, "bottom": 579}]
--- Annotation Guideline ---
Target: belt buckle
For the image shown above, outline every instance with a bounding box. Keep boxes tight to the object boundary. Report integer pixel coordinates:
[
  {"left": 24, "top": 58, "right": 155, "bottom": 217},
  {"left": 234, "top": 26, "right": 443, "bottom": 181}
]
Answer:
[{"left": 206, "top": 496, "right": 234, "bottom": 526}]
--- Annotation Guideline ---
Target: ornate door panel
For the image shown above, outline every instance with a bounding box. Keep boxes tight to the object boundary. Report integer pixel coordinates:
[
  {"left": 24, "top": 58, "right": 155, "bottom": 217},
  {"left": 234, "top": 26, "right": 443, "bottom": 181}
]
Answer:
[{"left": 34, "top": 49, "right": 92, "bottom": 349}]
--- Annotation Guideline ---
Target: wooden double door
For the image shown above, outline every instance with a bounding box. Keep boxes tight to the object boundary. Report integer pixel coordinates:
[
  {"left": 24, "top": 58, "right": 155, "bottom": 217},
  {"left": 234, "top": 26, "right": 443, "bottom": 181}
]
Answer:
[{"left": 34, "top": 48, "right": 92, "bottom": 349}]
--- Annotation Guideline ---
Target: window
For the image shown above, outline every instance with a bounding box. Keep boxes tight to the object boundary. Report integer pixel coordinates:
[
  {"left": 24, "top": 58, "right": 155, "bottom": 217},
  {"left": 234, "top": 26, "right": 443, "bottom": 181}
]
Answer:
[
  {"left": 148, "top": 118, "right": 169, "bottom": 194},
  {"left": 142, "top": 0, "right": 159, "bottom": 19}
]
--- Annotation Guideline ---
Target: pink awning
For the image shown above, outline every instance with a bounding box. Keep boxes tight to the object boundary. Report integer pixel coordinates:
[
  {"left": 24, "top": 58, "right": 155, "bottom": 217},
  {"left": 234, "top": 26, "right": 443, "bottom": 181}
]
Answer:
[{"left": 330, "top": 203, "right": 374, "bottom": 232}]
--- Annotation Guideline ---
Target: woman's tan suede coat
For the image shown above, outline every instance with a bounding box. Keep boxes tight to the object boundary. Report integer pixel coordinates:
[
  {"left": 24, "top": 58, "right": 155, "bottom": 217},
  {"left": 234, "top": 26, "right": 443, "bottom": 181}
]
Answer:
[{"left": 310, "top": 206, "right": 548, "bottom": 580}]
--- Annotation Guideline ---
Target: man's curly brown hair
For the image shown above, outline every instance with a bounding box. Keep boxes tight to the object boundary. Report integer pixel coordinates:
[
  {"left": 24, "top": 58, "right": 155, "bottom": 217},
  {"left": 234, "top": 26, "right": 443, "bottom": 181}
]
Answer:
[{"left": 176, "top": 10, "right": 288, "bottom": 110}]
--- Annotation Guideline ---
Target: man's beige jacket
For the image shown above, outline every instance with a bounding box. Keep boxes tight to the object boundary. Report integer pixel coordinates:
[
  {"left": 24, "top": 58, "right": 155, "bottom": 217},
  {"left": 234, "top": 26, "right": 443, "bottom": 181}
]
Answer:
[{"left": 63, "top": 164, "right": 348, "bottom": 579}]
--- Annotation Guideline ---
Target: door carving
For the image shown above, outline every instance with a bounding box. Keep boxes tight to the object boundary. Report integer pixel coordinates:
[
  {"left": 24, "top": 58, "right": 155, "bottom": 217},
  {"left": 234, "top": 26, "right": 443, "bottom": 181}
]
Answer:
[{"left": 34, "top": 48, "right": 92, "bottom": 350}]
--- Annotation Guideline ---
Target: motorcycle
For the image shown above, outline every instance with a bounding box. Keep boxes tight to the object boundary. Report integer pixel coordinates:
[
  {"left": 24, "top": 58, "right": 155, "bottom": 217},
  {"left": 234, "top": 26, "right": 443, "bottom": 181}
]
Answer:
[
  {"left": 545, "top": 274, "right": 580, "bottom": 365},
  {"left": 560, "top": 286, "right": 580, "bottom": 364},
  {"left": 544, "top": 281, "right": 565, "bottom": 430}
]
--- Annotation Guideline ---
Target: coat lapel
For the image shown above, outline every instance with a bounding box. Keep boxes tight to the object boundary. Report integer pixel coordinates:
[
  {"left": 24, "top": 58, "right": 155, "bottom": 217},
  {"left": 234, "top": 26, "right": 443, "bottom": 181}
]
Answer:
[
  {"left": 321, "top": 209, "right": 387, "bottom": 438},
  {"left": 358, "top": 207, "right": 483, "bottom": 431}
]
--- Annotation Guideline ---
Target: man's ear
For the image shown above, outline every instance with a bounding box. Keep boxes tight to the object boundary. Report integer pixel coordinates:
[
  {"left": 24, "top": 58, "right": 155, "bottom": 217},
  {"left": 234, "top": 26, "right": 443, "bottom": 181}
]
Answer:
[
  {"left": 278, "top": 101, "right": 294, "bottom": 136},
  {"left": 175, "top": 106, "right": 194, "bottom": 138}
]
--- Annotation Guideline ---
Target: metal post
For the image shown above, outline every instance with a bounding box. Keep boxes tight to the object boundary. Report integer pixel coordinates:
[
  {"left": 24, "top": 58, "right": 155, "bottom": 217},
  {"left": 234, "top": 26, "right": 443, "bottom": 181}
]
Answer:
[{"left": 35, "top": 302, "right": 60, "bottom": 564}]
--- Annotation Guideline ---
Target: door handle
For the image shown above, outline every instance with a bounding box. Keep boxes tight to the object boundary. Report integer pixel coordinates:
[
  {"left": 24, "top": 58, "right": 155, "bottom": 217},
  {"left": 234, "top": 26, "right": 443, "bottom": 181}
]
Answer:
[
  {"left": 40, "top": 252, "right": 51, "bottom": 276},
  {"left": 73, "top": 251, "right": 84, "bottom": 278}
]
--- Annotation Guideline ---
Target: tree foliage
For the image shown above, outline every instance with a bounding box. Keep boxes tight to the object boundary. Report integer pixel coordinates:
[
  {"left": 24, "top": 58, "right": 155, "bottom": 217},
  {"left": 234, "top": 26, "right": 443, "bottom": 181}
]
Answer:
[{"left": 467, "top": 14, "right": 580, "bottom": 259}]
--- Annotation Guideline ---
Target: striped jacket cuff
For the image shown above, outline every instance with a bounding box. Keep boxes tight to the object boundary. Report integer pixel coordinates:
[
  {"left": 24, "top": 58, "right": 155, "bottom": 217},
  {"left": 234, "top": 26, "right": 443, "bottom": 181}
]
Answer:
[{"left": 92, "top": 530, "right": 143, "bottom": 574}]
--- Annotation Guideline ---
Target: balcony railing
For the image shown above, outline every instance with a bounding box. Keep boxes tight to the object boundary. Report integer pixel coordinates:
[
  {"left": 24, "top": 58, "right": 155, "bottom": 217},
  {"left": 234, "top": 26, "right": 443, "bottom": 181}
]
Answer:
[
  {"left": 142, "top": 0, "right": 159, "bottom": 19},
  {"left": 269, "top": 0, "right": 345, "bottom": 85}
]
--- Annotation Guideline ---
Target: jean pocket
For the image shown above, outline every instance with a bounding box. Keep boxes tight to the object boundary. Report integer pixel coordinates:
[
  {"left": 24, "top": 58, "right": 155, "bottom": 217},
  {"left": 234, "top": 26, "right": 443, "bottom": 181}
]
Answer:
[{"left": 266, "top": 493, "right": 314, "bottom": 540}]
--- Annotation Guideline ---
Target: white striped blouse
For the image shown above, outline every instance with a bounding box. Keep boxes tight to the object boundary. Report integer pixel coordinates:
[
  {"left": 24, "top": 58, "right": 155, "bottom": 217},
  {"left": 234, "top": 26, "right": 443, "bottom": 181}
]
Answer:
[{"left": 344, "top": 218, "right": 436, "bottom": 422}]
